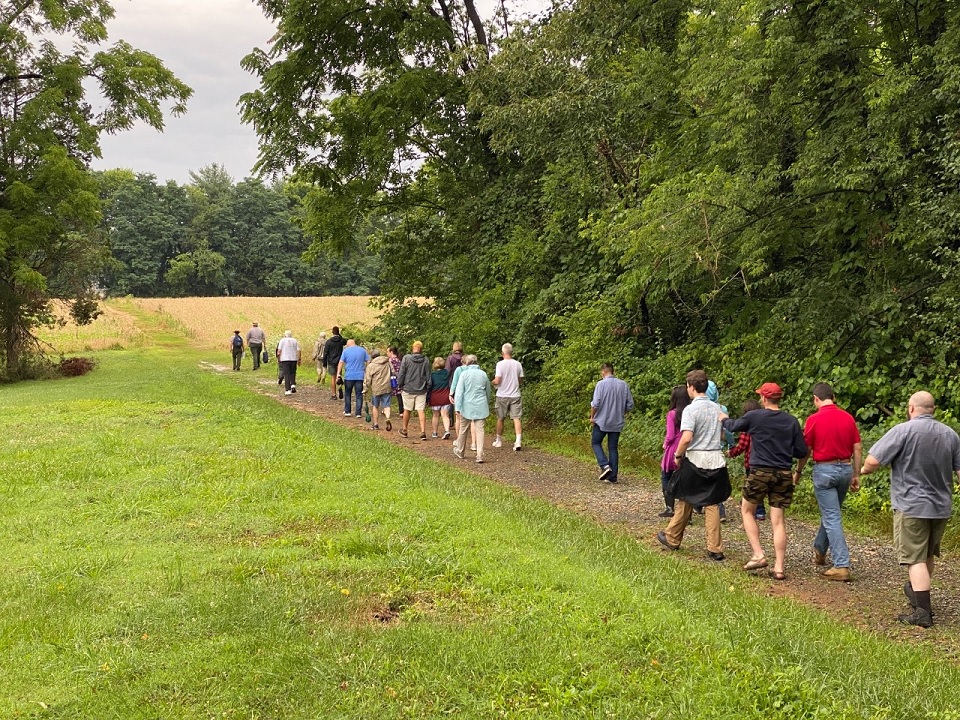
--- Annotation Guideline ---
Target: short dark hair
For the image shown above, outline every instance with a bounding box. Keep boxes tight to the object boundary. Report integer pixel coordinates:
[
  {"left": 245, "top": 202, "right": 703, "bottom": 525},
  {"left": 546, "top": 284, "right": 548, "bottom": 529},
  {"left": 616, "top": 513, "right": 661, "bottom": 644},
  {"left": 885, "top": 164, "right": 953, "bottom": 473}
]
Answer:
[
  {"left": 686, "top": 369, "right": 708, "bottom": 394},
  {"left": 601, "top": 362, "right": 614, "bottom": 374},
  {"left": 811, "top": 382, "right": 834, "bottom": 401},
  {"left": 742, "top": 399, "right": 761, "bottom": 414},
  {"left": 332, "top": 326, "right": 340, "bottom": 335}
]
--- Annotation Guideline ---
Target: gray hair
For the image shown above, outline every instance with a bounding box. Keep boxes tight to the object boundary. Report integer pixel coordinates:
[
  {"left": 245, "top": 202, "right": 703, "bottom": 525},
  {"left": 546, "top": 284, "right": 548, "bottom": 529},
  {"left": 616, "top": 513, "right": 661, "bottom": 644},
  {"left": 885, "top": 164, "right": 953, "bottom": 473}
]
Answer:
[
  {"left": 463, "top": 354, "right": 478, "bottom": 365},
  {"left": 284, "top": 330, "right": 292, "bottom": 337},
  {"left": 501, "top": 343, "right": 513, "bottom": 356},
  {"left": 370, "top": 349, "right": 381, "bottom": 359}
]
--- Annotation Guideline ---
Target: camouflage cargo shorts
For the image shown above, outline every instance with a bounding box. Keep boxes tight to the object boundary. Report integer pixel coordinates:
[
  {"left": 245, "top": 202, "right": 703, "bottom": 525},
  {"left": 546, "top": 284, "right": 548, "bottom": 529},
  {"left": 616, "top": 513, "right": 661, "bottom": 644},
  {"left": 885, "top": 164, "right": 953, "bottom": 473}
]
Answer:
[{"left": 742, "top": 466, "right": 795, "bottom": 509}]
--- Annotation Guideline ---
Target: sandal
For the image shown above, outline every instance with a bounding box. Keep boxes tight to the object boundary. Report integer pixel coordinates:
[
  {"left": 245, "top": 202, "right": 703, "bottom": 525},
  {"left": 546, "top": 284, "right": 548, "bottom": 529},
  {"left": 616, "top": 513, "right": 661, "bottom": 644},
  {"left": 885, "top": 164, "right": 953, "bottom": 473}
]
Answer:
[
  {"left": 768, "top": 569, "right": 786, "bottom": 581},
  {"left": 743, "top": 557, "right": 768, "bottom": 571}
]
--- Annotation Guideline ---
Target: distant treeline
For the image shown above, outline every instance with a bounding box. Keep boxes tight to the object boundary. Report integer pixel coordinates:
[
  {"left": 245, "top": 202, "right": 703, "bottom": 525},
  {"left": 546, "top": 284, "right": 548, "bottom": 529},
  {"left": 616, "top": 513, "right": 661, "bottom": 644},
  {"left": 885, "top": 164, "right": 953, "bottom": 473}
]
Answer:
[{"left": 95, "top": 165, "right": 380, "bottom": 298}]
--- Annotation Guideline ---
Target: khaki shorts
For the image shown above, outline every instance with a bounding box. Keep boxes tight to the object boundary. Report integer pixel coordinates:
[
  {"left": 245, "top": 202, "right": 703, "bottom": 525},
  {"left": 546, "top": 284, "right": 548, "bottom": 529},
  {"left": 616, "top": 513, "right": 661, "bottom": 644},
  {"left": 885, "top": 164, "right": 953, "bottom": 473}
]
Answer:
[
  {"left": 894, "top": 512, "right": 949, "bottom": 565},
  {"left": 402, "top": 391, "right": 427, "bottom": 412},
  {"left": 495, "top": 396, "right": 522, "bottom": 420},
  {"left": 742, "top": 467, "right": 794, "bottom": 509}
]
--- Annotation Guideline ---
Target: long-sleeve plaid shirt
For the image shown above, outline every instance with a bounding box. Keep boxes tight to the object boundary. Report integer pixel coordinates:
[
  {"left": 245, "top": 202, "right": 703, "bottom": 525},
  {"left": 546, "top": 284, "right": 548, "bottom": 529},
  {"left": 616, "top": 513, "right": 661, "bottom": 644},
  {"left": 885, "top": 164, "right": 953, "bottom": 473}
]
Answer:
[{"left": 728, "top": 432, "right": 752, "bottom": 469}]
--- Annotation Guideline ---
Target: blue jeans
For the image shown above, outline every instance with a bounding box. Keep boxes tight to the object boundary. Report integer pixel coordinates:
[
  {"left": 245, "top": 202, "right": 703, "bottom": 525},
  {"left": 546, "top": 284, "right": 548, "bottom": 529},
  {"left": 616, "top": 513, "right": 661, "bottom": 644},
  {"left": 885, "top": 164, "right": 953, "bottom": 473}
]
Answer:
[
  {"left": 812, "top": 462, "right": 852, "bottom": 568},
  {"left": 591, "top": 425, "right": 620, "bottom": 479},
  {"left": 344, "top": 379, "right": 363, "bottom": 414}
]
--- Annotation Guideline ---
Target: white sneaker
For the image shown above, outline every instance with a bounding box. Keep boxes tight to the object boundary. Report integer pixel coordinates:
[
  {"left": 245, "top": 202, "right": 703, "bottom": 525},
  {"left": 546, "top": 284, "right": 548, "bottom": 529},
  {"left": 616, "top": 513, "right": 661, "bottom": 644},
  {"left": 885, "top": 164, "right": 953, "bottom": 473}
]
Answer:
[
  {"left": 514, "top": 442, "right": 521, "bottom": 452},
  {"left": 492, "top": 438, "right": 503, "bottom": 448},
  {"left": 284, "top": 390, "right": 292, "bottom": 396}
]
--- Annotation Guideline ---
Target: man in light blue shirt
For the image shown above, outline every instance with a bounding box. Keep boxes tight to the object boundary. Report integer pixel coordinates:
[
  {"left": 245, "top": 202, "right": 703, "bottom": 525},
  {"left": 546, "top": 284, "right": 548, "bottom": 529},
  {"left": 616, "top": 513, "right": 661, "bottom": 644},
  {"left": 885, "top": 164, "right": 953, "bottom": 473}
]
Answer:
[
  {"left": 589, "top": 363, "right": 635, "bottom": 484},
  {"left": 337, "top": 339, "right": 370, "bottom": 417}
]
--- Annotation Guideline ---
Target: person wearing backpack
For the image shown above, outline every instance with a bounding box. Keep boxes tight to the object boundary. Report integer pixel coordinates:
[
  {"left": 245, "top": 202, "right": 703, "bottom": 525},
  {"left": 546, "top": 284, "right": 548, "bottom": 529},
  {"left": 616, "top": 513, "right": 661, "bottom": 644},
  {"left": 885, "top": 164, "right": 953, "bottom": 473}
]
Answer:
[
  {"left": 229, "top": 330, "right": 244, "bottom": 371},
  {"left": 323, "top": 327, "right": 347, "bottom": 401}
]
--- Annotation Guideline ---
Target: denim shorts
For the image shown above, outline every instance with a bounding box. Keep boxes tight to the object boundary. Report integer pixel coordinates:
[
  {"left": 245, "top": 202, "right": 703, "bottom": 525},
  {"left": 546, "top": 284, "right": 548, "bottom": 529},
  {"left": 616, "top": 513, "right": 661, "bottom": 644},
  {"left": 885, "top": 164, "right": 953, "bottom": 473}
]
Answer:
[{"left": 370, "top": 393, "right": 392, "bottom": 408}]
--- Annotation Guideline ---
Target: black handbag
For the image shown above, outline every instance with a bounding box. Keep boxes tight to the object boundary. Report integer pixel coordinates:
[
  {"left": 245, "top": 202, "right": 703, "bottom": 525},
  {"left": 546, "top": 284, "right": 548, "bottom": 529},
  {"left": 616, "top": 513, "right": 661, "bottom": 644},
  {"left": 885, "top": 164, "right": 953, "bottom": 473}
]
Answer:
[{"left": 262, "top": 350, "right": 269, "bottom": 364}]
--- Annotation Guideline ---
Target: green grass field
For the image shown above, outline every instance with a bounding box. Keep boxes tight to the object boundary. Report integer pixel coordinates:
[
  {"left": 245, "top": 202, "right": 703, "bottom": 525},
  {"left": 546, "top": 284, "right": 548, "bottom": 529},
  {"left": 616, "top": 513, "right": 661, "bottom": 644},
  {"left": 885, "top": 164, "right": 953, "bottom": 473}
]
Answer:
[{"left": 3, "top": 343, "right": 960, "bottom": 718}]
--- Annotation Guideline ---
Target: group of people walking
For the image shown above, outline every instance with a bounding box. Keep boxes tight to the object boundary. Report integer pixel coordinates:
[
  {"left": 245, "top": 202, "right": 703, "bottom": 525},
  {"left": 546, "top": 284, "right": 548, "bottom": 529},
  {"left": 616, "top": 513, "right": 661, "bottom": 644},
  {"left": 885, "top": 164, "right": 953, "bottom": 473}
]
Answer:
[
  {"left": 230, "top": 326, "right": 958, "bottom": 629},
  {"left": 231, "top": 325, "right": 525, "bottom": 462},
  {"left": 644, "top": 369, "right": 960, "bottom": 628}
]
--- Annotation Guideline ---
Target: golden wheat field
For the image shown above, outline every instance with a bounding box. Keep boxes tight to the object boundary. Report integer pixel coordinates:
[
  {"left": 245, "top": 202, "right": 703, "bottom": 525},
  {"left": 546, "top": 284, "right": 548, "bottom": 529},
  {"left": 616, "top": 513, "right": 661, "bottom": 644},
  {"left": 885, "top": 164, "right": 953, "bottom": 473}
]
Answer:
[{"left": 39, "top": 296, "right": 381, "bottom": 354}]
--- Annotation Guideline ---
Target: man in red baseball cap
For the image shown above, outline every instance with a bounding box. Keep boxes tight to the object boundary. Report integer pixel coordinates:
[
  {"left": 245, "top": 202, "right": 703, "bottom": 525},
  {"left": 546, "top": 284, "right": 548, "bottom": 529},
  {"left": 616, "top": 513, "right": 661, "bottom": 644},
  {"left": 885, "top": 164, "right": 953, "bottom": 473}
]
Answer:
[{"left": 722, "top": 382, "right": 807, "bottom": 580}]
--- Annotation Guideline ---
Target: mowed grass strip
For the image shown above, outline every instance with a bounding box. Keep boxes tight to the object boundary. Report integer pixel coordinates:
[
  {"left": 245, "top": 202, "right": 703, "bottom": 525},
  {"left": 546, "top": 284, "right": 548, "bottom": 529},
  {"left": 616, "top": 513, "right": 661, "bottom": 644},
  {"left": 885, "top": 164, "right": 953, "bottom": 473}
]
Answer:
[{"left": 2, "top": 349, "right": 959, "bottom": 719}]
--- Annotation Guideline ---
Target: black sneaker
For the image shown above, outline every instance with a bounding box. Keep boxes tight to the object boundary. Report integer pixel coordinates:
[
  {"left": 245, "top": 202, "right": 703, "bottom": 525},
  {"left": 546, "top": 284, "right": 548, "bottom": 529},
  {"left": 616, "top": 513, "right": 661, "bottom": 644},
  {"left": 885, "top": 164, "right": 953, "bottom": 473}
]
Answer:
[
  {"left": 657, "top": 508, "right": 675, "bottom": 518},
  {"left": 707, "top": 551, "right": 725, "bottom": 562},
  {"left": 898, "top": 608, "right": 933, "bottom": 628},
  {"left": 599, "top": 465, "right": 613, "bottom": 481}
]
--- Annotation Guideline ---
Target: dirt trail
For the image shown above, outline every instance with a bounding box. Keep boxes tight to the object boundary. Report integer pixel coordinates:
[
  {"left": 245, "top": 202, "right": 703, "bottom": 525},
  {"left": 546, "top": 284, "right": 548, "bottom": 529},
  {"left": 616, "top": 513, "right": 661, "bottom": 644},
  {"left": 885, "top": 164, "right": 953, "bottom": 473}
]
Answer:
[{"left": 217, "top": 362, "right": 960, "bottom": 659}]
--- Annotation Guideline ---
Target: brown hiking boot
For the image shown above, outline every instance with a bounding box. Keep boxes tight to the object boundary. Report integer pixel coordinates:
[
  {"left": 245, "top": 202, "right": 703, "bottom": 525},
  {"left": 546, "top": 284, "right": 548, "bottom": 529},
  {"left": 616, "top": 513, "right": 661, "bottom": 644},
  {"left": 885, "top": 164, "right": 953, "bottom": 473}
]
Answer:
[
  {"left": 813, "top": 549, "right": 827, "bottom": 566},
  {"left": 822, "top": 566, "right": 850, "bottom": 582}
]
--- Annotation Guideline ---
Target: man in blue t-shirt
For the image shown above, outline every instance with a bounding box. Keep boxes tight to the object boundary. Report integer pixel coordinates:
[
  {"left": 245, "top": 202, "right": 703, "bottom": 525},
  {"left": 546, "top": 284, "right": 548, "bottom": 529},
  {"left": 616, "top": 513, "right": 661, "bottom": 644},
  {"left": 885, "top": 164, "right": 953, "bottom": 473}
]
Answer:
[{"left": 337, "top": 339, "right": 370, "bottom": 417}]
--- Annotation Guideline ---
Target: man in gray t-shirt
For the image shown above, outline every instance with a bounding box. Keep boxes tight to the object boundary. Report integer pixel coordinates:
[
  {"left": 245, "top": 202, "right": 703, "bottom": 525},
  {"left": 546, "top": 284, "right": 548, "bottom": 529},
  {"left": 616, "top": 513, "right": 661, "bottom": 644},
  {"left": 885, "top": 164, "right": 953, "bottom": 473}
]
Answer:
[{"left": 862, "top": 391, "right": 960, "bottom": 627}]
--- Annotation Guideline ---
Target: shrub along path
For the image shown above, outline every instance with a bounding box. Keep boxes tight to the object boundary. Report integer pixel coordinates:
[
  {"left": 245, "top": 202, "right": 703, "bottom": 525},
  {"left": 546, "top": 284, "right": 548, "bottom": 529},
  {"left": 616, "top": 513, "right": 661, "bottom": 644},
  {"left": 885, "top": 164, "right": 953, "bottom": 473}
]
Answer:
[{"left": 228, "top": 363, "right": 960, "bottom": 659}]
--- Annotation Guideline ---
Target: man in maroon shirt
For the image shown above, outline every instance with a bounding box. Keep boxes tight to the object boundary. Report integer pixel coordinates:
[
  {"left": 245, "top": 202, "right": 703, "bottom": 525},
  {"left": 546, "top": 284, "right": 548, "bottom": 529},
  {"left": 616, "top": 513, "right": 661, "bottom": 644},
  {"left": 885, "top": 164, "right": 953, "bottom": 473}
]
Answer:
[{"left": 794, "top": 382, "right": 862, "bottom": 581}]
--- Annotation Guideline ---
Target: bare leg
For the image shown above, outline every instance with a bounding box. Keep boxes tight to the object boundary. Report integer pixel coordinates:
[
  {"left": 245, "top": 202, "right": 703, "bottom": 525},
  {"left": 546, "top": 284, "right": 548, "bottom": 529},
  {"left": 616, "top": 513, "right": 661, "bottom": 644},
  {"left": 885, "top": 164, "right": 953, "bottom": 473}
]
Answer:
[
  {"left": 908, "top": 558, "right": 934, "bottom": 592},
  {"left": 770, "top": 506, "right": 787, "bottom": 573},
  {"left": 496, "top": 416, "right": 504, "bottom": 440},
  {"left": 740, "top": 499, "right": 764, "bottom": 561},
  {"left": 402, "top": 408, "right": 410, "bottom": 432},
  {"left": 441, "top": 410, "right": 451, "bottom": 434},
  {"left": 432, "top": 410, "right": 440, "bottom": 435},
  {"left": 417, "top": 408, "right": 426, "bottom": 434}
]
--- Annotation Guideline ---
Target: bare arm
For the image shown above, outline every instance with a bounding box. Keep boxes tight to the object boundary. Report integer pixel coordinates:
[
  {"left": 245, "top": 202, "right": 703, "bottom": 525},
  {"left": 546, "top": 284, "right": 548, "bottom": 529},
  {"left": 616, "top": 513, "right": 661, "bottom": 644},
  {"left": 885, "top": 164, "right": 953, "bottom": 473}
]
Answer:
[
  {"left": 674, "top": 430, "right": 694, "bottom": 459},
  {"left": 860, "top": 454, "right": 882, "bottom": 477},
  {"left": 851, "top": 442, "right": 863, "bottom": 491}
]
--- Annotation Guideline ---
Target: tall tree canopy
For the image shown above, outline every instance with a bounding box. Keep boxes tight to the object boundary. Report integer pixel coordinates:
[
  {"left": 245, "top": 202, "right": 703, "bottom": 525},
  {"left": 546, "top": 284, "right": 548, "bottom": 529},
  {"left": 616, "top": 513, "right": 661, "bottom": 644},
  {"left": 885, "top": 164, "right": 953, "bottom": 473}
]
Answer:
[
  {"left": 0, "top": 0, "right": 191, "bottom": 378},
  {"left": 242, "top": 0, "right": 960, "bottom": 441},
  {"left": 95, "top": 168, "right": 382, "bottom": 298}
]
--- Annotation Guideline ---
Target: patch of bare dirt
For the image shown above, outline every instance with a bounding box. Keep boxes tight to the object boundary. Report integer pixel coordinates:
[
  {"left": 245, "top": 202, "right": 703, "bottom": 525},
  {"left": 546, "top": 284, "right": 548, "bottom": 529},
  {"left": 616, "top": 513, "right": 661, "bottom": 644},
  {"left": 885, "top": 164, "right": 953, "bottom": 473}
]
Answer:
[{"left": 228, "top": 365, "right": 960, "bottom": 659}]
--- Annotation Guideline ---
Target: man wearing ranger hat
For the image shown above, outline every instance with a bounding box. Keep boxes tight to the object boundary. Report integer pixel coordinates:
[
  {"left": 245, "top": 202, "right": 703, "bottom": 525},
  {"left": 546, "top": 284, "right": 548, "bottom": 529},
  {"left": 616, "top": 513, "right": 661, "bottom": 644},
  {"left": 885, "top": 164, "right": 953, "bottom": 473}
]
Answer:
[{"left": 721, "top": 382, "right": 807, "bottom": 580}]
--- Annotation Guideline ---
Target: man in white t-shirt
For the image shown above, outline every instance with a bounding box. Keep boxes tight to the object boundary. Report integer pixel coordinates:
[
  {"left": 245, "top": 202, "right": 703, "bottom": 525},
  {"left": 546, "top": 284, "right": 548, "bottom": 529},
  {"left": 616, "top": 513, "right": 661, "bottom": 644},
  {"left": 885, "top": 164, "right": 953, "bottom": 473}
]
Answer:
[
  {"left": 276, "top": 330, "right": 302, "bottom": 396},
  {"left": 493, "top": 343, "right": 524, "bottom": 451}
]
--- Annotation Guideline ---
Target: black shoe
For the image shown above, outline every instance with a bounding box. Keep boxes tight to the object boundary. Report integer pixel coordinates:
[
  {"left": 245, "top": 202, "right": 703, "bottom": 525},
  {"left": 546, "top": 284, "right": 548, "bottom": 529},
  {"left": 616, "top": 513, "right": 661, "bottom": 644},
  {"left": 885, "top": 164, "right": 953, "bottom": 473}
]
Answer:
[
  {"left": 707, "top": 551, "right": 725, "bottom": 561},
  {"left": 656, "top": 531, "right": 678, "bottom": 551},
  {"left": 338, "top": 387, "right": 344, "bottom": 399},
  {"left": 898, "top": 608, "right": 932, "bottom": 628},
  {"left": 599, "top": 465, "right": 613, "bottom": 481},
  {"left": 604, "top": 476, "right": 618, "bottom": 484},
  {"left": 657, "top": 508, "right": 674, "bottom": 518}
]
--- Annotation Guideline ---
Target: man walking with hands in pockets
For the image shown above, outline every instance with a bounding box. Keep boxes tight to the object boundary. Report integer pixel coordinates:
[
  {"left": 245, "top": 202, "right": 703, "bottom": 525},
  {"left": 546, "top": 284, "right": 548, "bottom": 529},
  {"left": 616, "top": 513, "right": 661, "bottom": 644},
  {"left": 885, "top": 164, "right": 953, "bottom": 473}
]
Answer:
[{"left": 590, "top": 363, "right": 634, "bottom": 484}]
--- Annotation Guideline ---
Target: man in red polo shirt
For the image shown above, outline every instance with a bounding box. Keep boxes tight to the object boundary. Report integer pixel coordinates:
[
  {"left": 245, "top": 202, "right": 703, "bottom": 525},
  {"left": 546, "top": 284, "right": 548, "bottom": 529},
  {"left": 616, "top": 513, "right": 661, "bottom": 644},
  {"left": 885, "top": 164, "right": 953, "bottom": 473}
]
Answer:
[{"left": 794, "top": 382, "right": 861, "bottom": 581}]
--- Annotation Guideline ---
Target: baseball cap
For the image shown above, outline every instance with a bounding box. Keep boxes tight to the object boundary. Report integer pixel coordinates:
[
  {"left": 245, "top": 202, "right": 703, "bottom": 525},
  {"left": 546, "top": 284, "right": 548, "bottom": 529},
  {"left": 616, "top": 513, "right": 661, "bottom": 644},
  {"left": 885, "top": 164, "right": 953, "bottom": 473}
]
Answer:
[{"left": 756, "top": 382, "right": 783, "bottom": 398}]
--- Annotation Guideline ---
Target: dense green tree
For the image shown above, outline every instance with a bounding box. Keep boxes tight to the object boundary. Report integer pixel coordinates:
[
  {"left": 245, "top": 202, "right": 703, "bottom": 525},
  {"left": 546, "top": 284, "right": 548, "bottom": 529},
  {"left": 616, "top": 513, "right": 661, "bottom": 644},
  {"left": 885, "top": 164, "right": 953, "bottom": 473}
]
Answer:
[
  {"left": 243, "top": 0, "right": 960, "bottom": 447},
  {"left": 94, "top": 169, "right": 382, "bottom": 298},
  {"left": 0, "top": 0, "right": 190, "bottom": 378}
]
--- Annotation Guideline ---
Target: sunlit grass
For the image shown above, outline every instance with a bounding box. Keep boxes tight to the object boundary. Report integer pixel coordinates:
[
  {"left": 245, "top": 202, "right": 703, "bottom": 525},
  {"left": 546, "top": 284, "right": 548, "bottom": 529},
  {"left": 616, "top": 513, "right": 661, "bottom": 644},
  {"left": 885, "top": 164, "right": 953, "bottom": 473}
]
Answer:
[{"left": 3, "top": 346, "right": 960, "bottom": 718}]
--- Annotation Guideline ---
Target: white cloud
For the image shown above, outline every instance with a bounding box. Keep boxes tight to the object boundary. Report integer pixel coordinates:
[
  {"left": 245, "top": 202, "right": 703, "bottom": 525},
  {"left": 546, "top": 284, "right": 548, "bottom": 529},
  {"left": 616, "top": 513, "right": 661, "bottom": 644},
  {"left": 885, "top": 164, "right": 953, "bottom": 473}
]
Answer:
[{"left": 91, "top": 0, "right": 550, "bottom": 183}]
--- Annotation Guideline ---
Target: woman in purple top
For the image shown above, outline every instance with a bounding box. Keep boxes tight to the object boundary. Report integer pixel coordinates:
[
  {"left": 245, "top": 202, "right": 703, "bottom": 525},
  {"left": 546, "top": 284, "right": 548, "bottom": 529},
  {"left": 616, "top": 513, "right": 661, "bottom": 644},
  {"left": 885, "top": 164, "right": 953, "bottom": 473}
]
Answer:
[{"left": 659, "top": 385, "right": 690, "bottom": 517}]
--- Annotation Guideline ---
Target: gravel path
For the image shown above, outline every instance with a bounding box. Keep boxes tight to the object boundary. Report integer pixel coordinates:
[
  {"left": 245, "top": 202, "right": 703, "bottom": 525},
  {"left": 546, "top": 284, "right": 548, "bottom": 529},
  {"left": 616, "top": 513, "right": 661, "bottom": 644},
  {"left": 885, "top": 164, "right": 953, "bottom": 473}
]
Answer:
[{"left": 225, "top": 364, "right": 960, "bottom": 660}]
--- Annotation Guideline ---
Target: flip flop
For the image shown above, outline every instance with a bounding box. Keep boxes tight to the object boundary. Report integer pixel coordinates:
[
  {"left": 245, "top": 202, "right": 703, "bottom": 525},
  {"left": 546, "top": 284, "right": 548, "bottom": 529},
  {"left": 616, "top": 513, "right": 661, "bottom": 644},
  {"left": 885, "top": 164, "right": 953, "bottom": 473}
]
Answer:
[
  {"left": 768, "top": 569, "right": 786, "bottom": 581},
  {"left": 743, "top": 557, "right": 768, "bottom": 571}
]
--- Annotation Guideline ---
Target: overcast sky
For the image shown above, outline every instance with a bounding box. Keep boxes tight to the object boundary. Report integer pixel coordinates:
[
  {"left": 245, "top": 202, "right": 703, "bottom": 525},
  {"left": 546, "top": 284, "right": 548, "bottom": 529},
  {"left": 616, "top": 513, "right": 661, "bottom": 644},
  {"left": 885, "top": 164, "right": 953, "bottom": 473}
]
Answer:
[{"left": 92, "top": 0, "right": 549, "bottom": 184}]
